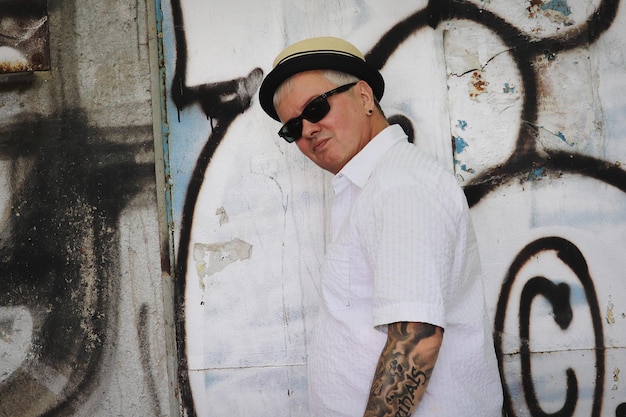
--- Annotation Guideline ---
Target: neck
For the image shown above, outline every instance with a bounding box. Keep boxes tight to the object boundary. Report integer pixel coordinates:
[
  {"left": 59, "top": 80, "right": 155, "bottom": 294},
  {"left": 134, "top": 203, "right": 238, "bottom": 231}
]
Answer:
[{"left": 370, "top": 114, "right": 390, "bottom": 138}]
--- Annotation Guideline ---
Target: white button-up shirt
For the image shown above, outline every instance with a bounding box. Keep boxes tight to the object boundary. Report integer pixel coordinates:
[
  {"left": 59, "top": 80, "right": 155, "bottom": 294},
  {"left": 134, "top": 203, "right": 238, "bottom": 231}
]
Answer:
[{"left": 308, "top": 125, "right": 503, "bottom": 417}]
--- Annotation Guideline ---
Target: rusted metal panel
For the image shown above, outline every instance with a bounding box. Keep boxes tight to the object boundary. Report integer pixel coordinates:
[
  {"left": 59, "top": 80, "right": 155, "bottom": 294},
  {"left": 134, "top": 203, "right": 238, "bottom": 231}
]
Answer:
[{"left": 0, "top": 0, "right": 50, "bottom": 74}]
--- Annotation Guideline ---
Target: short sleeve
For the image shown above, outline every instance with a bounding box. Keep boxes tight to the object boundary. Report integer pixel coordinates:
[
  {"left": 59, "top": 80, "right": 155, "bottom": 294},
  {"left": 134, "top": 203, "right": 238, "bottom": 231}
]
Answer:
[{"left": 359, "top": 178, "right": 463, "bottom": 329}]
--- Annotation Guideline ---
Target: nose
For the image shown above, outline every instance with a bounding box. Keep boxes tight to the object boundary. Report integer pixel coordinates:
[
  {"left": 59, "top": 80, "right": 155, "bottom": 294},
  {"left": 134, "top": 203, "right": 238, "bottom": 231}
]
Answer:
[{"left": 301, "top": 118, "right": 321, "bottom": 140}]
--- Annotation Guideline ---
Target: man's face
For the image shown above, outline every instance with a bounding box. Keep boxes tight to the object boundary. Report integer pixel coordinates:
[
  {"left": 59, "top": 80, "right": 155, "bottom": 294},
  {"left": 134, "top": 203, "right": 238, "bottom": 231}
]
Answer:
[{"left": 274, "top": 71, "right": 372, "bottom": 174}]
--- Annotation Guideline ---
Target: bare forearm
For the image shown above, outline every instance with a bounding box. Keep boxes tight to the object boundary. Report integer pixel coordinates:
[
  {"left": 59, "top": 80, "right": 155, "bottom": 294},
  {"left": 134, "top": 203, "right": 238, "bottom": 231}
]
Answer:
[{"left": 364, "top": 322, "right": 443, "bottom": 417}]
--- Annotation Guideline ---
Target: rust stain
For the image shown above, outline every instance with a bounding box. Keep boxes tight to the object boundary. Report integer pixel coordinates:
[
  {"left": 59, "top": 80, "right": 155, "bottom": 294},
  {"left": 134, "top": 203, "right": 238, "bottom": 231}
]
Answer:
[
  {"left": 0, "top": 62, "right": 32, "bottom": 73},
  {"left": 527, "top": 0, "right": 543, "bottom": 19},
  {"left": 0, "top": 47, "right": 32, "bottom": 74},
  {"left": 469, "top": 71, "right": 488, "bottom": 100},
  {"left": 0, "top": 10, "right": 50, "bottom": 73}
]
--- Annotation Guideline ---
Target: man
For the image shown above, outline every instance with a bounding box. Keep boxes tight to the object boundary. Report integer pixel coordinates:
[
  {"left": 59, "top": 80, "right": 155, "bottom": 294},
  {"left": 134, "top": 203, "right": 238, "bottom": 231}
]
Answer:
[{"left": 259, "top": 36, "right": 503, "bottom": 417}]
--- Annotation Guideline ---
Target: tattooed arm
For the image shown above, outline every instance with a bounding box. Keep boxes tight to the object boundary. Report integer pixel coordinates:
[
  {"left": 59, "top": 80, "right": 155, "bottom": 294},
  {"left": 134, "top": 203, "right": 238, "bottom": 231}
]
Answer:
[{"left": 364, "top": 322, "right": 443, "bottom": 417}]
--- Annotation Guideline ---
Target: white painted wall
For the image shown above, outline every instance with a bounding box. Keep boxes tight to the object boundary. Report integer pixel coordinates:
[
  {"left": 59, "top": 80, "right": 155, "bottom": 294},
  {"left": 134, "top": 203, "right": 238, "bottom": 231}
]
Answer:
[{"left": 160, "top": 1, "right": 626, "bottom": 415}]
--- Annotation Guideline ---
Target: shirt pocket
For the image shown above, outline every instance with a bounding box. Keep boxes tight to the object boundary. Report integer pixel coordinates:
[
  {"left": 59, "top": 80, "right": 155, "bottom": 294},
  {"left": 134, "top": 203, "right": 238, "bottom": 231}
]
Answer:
[{"left": 322, "top": 243, "right": 352, "bottom": 311}]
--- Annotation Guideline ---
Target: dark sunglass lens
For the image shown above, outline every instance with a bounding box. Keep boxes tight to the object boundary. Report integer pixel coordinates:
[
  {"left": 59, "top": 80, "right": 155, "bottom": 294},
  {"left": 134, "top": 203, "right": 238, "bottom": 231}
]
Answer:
[
  {"left": 278, "top": 97, "right": 328, "bottom": 143},
  {"left": 279, "top": 119, "right": 302, "bottom": 143},
  {"left": 302, "top": 97, "right": 330, "bottom": 123}
]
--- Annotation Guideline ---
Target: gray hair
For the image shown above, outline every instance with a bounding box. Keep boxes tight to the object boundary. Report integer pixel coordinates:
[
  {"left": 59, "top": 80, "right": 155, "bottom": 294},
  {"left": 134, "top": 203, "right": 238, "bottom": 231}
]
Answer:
[{"left": 273, "top": 70, "right": 360, "bottom": 111}]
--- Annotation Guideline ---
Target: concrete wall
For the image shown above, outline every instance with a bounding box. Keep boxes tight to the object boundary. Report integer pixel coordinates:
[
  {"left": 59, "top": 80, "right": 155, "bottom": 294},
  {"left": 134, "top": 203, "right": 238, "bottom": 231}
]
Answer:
[
  {"left": 0, "top": 1, "right": 176, "bottom": 416},
  {"left": 160, "top": 0, "right": 626, "bottom": 416}
]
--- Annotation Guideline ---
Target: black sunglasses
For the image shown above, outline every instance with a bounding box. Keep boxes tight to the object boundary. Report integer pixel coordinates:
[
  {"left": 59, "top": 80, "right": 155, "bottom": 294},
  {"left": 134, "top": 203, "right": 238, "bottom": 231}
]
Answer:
[{"left": 278, "top": 82, "right": 357, "bottom": 143}]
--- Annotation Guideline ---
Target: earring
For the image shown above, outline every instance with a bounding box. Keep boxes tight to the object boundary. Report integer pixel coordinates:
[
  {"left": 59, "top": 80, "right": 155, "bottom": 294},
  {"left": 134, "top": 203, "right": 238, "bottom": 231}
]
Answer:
[{"left": 368, "top": 109, "right": 373, "bottom": 114}]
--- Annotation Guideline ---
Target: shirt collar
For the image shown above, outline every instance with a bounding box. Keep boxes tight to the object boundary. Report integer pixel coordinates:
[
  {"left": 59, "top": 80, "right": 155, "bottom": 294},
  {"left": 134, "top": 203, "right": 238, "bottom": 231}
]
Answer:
[{"left": 332, "top": 124, "right": 407, "bottom": 192}]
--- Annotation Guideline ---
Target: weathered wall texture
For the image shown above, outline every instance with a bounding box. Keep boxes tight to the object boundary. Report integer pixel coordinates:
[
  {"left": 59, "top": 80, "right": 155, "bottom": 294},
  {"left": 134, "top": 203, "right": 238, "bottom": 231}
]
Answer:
[
  {"left": 0, "top": 1, "right": 176, "bottom": 416},
  {"left": 160, "top": 0, "right": 626, "bottom": 416}
]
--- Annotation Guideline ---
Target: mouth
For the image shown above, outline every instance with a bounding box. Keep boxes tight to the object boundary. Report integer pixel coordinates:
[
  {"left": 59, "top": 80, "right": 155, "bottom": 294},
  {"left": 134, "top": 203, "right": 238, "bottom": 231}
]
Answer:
[{"left": 312, "top": 138, "right": 330, "bottom": 153}]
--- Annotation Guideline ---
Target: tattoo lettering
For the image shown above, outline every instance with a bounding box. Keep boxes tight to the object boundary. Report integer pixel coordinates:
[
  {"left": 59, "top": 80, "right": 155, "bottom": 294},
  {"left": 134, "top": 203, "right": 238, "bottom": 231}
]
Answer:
[
  {"left": 385, "top": 364, "right": 427, "bottom": 416},
  {"left": 365, "top": 323, "right": 441, "bottom": 417}
]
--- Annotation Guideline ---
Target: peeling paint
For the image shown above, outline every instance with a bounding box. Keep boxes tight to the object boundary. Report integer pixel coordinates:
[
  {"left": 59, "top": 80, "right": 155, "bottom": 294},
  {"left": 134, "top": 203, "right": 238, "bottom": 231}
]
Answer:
[
  {"left": 469, "top": 70, "right": 488, "bottom": 99},
  {"left": 193, "top": 238, "right": 252, "bottom": 285},
  {"left": 528, "top": 0, "right": 574, "bottom": 25},
  {"left": 606, "top": 300, "right": 615, "bottom": 324},
  {"left": 612, "top": 367, "right": 620, "bottom": 393},
  {"left": 541, "top": 0, "right": 572, "bottom": 15},
  {"left": 215, "top": 207, "right": 229, "bottom": 225},
  {"left": 457, "top": 120, "right": 468, "bottom": 131},
  {"left": 541, "top": 0, "right": 573, "bottom": 25}
]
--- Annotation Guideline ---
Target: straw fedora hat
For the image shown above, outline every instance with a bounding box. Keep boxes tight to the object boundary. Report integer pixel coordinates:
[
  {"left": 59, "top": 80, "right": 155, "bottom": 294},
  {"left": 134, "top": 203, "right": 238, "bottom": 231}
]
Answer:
[{"left": 259, "top": 36, "right": 385, "bottom": 121}]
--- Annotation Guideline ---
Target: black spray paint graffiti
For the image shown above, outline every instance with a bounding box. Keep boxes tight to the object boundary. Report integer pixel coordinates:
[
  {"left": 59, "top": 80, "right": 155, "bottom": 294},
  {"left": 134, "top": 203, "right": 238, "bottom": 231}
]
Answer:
[
  {"left": 167, "top": 0, "right": 625, "bottom": 415},
  {"left": 0, "top": 1, "right": 169, "bottom": 414},
  {"left": 495, "top": 237, "right": 605, "bottom": 417},
  {"left": 0, "top": 110, "right": 156, "bottom": 416}
]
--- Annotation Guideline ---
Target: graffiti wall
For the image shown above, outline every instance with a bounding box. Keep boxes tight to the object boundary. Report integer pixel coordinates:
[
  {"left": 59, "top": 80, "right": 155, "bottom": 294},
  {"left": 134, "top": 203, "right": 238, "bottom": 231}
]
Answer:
[
  {"left": 0, "top": 1, "right": 174, "bottom": 416},
  {"left": 158, "top": 0, "right": 626, "bottom": 416}
]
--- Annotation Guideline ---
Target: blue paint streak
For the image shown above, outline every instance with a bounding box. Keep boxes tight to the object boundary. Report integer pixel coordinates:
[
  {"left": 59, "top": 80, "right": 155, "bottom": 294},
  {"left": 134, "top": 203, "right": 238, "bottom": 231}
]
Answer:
[
  {"left": 453, "top": 158, "right": 474, "bottom": 173},
  {"left": 457, "top": 120, "right": 468, "bottom": 131},
  {"left": 503, "top": 83, "right": 515, "bottom": 94},
  {"left": 460, "top": 164, "right": 475, "bottom": 174},
  {"left": 541, "top": 0, "right": 572, "bottom": 16},
  {"left": 527, "top": 167, "right": 545, "bottom": 181},
  {"left": 205, "top": 371, "right": 226, "bottom": 387},
  {"left": 556, "top": 131, "right": 575, "bottom": 147},
  {"left": 454, "top": 136, "right": 468, "bottom": 154},
  {"left": 568, "top": 284, "right": 587, "bottom": 307}
]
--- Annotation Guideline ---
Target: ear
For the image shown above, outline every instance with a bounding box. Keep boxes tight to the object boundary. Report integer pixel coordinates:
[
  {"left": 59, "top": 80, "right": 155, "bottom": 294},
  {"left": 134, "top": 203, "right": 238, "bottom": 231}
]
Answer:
[{"left": 355, "top": 80, "right": 375, "bottom": 112}]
